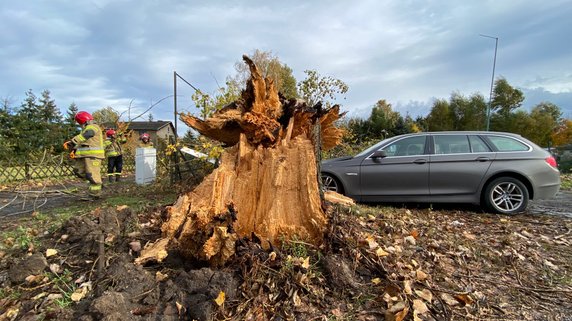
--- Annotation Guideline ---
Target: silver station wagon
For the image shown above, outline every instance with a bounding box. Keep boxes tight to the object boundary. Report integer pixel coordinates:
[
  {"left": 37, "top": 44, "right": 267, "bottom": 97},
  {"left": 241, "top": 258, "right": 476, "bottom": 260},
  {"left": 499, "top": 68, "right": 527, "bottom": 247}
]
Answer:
[{"left": 321, "top": 131, "right": 561, "bottom": 214}]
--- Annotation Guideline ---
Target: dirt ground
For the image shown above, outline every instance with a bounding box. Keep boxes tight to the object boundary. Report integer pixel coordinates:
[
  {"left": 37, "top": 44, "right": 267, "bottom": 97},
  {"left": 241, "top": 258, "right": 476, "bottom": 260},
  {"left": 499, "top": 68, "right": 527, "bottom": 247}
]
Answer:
[{"left": 0, "top": 180, "right": 571, "bottom": 321}]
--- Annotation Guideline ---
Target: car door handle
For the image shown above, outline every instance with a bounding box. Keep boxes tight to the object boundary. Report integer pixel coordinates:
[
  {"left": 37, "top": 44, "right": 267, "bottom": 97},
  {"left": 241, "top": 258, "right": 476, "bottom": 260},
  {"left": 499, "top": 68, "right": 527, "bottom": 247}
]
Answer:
[
  {"left": 476, "top": 157, "right": 490, "bottom": 162},
  {"left": 413, "top": 159, "right": 427, "bottom": 164}
]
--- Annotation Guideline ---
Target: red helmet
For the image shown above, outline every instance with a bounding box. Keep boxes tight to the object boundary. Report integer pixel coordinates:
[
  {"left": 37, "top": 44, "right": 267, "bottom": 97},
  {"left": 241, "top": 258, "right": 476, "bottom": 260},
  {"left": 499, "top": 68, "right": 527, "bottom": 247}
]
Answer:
[
  {"left": 75, "top": 111, "right": 93, "bottom": 125},
  {"left": 106, "top": 129, "right": 116, "bottom": 137},
  {"left": 140, "top": 133, "right": 150, "bottom": 140}
]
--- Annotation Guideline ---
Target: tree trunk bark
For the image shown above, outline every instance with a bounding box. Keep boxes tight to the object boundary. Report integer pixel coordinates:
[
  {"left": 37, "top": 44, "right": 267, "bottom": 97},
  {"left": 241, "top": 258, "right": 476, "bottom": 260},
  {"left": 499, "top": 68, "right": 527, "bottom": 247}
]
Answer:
[{"left": 137, "top": 55, "right": 345, "bottom": 266}]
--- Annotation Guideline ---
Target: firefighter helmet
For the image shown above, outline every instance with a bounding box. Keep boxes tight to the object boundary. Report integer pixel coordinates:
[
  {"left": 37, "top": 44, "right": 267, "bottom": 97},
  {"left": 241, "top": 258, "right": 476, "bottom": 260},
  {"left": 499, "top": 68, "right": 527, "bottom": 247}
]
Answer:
[
  {"left": 75, "top": 111, "right": 94, "bottom": 125},
  {"left": 140, "top": 133, "right": 150, "bottom": 141},
  {"left": 106, "top": 129, "right": 116, "bottom": 137}
]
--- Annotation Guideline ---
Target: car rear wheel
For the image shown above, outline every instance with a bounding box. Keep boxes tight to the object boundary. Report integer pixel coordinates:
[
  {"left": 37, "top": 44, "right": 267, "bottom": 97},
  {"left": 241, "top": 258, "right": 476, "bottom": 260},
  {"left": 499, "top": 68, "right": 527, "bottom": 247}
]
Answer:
[
  {"left": 321, "top": 174, "right": 342, "bottom": 194},
  {"left": 484, "top": 177, "right": 529, "bottom": 214}
]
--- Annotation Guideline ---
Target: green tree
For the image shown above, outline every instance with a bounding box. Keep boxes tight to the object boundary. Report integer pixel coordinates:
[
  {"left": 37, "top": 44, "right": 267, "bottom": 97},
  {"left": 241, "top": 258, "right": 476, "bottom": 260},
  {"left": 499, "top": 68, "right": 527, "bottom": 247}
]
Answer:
[
  {"left": 426, "top": 99, "right": 454, "bottom": 131},
  {"left": 64, "top": 102, "right": 80, "bottom": 138},
  {"left": 449, "top": 92, "right": 487, "bottom": 130},
  {"left": 527, "top": 102, "right": 562, "bottom": 146},
  {"left": 230, "top": 49, "right": 298, "bottom": 99},
  {"left": 93, "top": 106, "right": 120, "bottom": 126},
  {"left": 297, "top": 69, "right": 349, "bottom": 107},
  {"left": 491, "top": 78, "right": 524, "bottom": 117}
]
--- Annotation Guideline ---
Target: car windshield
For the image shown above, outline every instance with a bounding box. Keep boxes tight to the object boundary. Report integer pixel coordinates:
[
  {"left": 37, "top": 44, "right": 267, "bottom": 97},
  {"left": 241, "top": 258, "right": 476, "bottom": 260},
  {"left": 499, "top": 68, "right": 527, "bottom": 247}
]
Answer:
[{"left": 355, "top": 137, "right": 392, "bottom": 158}]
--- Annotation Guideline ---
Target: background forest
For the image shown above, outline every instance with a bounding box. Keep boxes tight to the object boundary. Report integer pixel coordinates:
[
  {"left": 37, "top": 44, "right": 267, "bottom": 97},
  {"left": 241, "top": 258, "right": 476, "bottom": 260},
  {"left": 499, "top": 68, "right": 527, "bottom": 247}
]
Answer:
[{"left": 1, "top": 50, "right": 571, "bottom": 166}]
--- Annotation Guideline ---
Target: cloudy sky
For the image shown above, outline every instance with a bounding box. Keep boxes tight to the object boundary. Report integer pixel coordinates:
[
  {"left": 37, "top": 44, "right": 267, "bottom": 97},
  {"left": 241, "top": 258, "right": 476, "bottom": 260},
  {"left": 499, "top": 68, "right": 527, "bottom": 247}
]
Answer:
[{"left": 2, "top": 0, "right": 571, "bottom": 135}]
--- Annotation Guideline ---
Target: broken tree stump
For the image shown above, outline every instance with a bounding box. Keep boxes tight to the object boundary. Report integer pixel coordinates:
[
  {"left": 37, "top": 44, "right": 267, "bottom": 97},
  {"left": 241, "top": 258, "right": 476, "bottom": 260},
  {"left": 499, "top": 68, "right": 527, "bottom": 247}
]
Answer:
[{"left": 139, "top": 55, "right": 345, "bottom": 266}]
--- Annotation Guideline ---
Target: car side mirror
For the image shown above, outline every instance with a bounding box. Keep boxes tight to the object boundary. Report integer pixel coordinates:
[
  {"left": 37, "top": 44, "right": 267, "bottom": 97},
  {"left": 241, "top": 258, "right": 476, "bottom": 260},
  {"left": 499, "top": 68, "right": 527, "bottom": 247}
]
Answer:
[{"left": 371, "top": 150, "right": 387, "bottom": 159}]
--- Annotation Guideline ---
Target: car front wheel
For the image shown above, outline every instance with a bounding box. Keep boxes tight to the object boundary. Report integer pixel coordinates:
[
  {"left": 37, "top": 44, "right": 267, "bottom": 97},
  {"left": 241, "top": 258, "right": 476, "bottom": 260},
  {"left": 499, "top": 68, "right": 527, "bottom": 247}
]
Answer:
[
  {"left": 484, "top": 177, "right": 529, "bottom": 214},
  {"left": 321, "top": 174, "right": 342, "bottom": 194}
]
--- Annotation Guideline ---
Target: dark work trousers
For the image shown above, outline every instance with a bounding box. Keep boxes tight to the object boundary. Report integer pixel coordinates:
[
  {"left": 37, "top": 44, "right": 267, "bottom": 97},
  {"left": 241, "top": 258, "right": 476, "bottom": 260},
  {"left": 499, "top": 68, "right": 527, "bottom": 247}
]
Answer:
[{"left": 107, "top": 155, "right": 123, "bottom": 180}]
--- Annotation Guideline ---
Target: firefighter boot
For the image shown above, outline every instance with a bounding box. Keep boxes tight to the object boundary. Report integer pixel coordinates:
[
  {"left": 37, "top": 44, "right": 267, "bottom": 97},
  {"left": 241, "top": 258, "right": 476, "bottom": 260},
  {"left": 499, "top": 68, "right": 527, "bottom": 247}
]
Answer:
[
  {"left": 115, "top": 175, "right": 121, "bottom": 182},
  {"left": 108, "top": 176, "right": 114, "bottom": 183}
]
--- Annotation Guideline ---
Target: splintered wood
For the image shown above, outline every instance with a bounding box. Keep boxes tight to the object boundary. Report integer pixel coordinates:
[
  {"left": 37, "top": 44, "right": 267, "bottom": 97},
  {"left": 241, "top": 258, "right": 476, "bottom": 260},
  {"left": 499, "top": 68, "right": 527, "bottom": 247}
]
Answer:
[{"left": 139, "top": 55, "right": 344, "bottom": 266}]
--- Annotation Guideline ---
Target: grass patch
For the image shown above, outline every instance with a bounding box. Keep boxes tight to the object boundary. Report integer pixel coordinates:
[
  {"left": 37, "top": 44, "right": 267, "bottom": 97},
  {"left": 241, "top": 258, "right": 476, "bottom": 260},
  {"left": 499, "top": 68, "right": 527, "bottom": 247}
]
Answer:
[{"left": 561, "top": 173, "right": 572, "bottom": 191}]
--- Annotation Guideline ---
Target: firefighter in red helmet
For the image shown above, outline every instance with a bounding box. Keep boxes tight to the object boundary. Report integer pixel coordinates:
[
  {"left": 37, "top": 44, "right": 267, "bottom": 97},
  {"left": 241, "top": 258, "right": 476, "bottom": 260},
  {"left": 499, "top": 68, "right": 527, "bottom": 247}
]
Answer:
[
  {"left": 138, "top": 133, "right": 154, "bottom": 148},
  {"left": 104, "top": 129, "right": 127, "bottom": 183},
  {"left": 63, "top": 111, "right": 104, "bottom": 200}
]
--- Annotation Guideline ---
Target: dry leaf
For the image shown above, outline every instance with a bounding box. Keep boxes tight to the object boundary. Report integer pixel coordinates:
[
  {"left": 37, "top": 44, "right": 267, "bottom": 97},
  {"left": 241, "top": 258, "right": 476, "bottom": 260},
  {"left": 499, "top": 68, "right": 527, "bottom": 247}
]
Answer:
[
  {"left": 301, "top": 257, "right": 310, "bottom": 269},
  {"left": 371, "top": 278, "right": 381, "bottom": 285},
  {"left": 544, "top": 260, "right": 559, "bottom": 270},
  {"left": 46, "top": 248, "right": 58, "bottom": 257},
  {"left": 376, "top": 247, "right": 389, "bottom": 257},
  {"left": 214, "top": 291, "right": 225, "bottom": 306},
  {"left": 116, "top": 205, "right": 129, "bottom": 211},
  {"left": 49, "top": 263, "right": 62, "bottom": 274},
  {"left": 463, "top": 231, "right": 476, "bottom": 240},
  {"left": 413, "top": 299, "right": 429, "bottom": 315},
  {"left": 395, "top": 307, "right": 409, "bottom": 321},
  {"left": 70, "top": 287, "right": 88, "bottom": 302},
  {"left": 366, "top": 235, "right": 379, "bottom": 249},
  {"left": 331, "top": 308, "right": 343, "bottom": 317},
  {"left": 440, "top": 293, "right": 459, "bottom": 306},
  {"left": 155, "top": 271, "right": 168, "bottom": 282},
  {"left": 404, "top": 280, "right": 413, "bottom": 295},
  {"left": 269, "top": 251, "right": 277, "bottom": 261},
  {"left": 455, "top": 293, "right": 474, "bottom": 305},
  {"left": 415, "top": 289, "right": 433, "bottom": 302},
  {"left": 416, "top": 269, "right": 428, "bottom": 281},
  {"left": 388, "top": 301, "right": 407, "bottom": 313},
  {"left": 292, "top": 290, "right": 301, "bottom": 306},
  {"left": 404, "top": 236, "right": 416, "bottom": 245},
  {"left": 176, "top": 301, "right": 184, "bottom": 315},
  {"left": 410, "top": 229, "right": 419, "bottom": 239}
]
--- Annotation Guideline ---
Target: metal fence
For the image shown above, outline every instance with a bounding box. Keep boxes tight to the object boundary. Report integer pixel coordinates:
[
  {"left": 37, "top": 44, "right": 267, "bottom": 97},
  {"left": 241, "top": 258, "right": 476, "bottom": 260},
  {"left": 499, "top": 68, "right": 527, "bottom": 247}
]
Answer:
[{"left": 0, "top": 153, "right": 135, "bottom": 184}]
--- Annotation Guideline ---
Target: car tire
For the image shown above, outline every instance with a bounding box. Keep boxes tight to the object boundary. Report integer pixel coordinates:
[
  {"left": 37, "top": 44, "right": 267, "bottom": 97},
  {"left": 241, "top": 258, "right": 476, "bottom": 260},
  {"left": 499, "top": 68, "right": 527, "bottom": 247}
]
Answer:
[
  {"left": 321, "top": 174, "right": 343, "bottom": 194},
  {"left": 484, "top": 177, "right": 529, "bottom": 214}
]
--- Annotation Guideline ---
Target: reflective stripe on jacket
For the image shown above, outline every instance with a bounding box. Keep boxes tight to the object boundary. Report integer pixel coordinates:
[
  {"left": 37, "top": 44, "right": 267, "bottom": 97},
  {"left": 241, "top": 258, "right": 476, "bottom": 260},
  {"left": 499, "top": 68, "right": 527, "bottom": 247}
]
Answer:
[
  {"left": 104, "top": 137, "right": 126, "bottom": 157},
  {"left": 138, "top": 141, "right": 154, "bottom": 148},
  {"left": 72, "top": 123, "right": 105, "bottom": 159}
]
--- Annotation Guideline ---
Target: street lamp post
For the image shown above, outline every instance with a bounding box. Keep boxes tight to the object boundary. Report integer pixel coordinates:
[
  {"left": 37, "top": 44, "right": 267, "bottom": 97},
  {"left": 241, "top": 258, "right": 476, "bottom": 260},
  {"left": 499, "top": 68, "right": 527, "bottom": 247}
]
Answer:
[{"left": 479, "top": 34, "right": 498, "bottom": 131}]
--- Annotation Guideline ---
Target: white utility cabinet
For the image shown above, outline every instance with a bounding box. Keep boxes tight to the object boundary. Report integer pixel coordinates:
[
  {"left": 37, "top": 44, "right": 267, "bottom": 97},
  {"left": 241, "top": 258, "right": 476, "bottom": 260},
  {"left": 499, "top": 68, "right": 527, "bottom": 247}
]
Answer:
[{"left": 135, "top": 148, "right": 156, "bottom": 185}]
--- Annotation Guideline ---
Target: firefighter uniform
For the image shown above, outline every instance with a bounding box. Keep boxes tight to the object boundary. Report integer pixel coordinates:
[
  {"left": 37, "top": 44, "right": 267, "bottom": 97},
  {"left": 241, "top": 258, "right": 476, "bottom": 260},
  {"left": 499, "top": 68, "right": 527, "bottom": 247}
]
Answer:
[
  {"left": 69, "top": 121, "right": 105, "bottom": 198},
  {"left": 138, "top": 141, "right": 154, "bottom": 148},
  {"left": 104, "top": 134, "right": 127, "bottom": 182}
]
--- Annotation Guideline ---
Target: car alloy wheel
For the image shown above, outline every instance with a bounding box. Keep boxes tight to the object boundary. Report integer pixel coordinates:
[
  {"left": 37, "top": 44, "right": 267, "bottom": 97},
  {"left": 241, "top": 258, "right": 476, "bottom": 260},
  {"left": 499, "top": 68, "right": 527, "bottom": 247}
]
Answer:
[
  {"left": 485, "top": 177, "right": 529, "bottom": 214},
  {"left": 321, "top": 174, "right": 340, "bottom": 193}
]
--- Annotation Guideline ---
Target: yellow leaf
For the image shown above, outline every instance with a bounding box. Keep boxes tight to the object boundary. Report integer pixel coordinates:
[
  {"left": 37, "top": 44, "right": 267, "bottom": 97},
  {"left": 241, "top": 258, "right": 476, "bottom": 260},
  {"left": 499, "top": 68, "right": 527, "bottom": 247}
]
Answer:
[
  {"left": 371, "top": 278, "right": 381, "bottom": 285},
  {"left": 214, "top": 291, "right": 225, "bottom": 306},
  {"left": 395, "top": 307, "right": 409, "bottom": 321},
  {"left": 301, "top": 257, "right": 310, "bottom": 269},
  {"left": 46, "top": 249, "right": 58, "bottom": 257},
  {"left": 376, "top": 247, "right": 389, "bottom": 257},
  {"left": 71, "top": 287, "right": 88, "bottom": 302}
]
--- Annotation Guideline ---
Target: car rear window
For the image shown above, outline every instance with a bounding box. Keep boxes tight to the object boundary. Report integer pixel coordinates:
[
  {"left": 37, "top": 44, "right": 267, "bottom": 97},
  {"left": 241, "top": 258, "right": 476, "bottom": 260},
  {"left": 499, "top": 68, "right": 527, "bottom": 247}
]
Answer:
[
  {"left": 486, "top": 135, "right": 530, "bottom": 152},
  {"left": 469, "top": 135, "right": 491, "bottom": 152}
]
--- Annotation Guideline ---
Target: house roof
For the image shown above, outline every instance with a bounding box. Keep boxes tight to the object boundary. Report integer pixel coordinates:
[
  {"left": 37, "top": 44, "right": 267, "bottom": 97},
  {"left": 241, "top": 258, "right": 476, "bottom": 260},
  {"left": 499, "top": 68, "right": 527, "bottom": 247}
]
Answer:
[{"left": 126, "top": 121, "right": 173, "bottom": 131}]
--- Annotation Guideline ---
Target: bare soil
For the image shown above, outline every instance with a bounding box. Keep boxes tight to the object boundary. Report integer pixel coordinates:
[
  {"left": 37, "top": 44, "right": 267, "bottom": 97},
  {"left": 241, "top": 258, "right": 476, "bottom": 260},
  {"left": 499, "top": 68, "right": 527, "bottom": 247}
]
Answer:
[{"left": 1, "top": 184, "right": 571, "bottom": 321}]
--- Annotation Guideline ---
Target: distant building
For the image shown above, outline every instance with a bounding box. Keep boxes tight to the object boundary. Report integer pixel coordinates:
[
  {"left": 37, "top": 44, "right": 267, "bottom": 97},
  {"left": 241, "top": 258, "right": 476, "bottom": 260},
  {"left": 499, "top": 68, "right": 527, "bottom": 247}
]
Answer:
[{"left": 126, "top": 121, "right": 176, "bottom": 144}]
